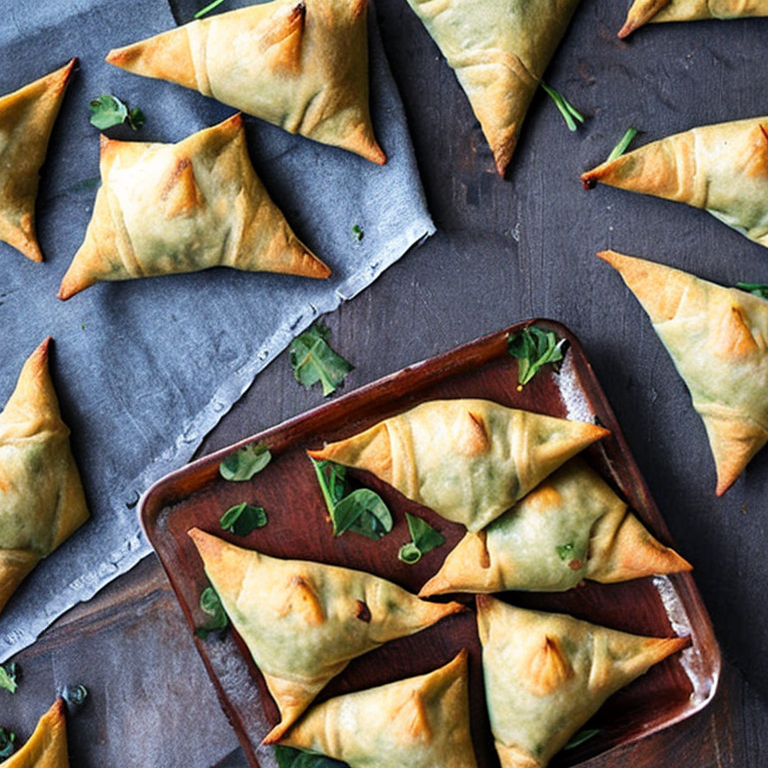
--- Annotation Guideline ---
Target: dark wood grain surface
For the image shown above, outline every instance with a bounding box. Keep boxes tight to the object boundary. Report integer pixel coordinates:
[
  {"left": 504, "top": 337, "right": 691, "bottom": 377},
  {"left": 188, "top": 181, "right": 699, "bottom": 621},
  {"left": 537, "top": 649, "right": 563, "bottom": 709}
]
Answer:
[{"left": 4, "top": 0, "right": 768, "bottom": 766}]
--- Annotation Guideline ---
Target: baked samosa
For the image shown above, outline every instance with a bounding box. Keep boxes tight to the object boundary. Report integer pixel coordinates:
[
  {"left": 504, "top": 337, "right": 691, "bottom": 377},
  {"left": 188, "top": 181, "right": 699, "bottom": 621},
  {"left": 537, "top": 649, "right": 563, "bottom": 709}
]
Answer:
[
  {"left": 308, "top": 398, "right": 610, "bottom": 532},
  {"left": 3, "top": 699, "right": 70, "bottom": 768},
  {"left": 420, "top": 458, "right": 690, "bottom": 596},
  {"left": 599, "top": 249, "right": 768, "bottom": 495},
  {"left": 187, "top": 528, "right": 464, "bottom": 743},
  {"left": 58, "top": 114, "right": 329, "bottom": 299},
  {"left": 105, "top": 0, "right": 385, "bottom": 164},
  {"left": 403, "top": 0, "right": 583, "bottom": 176},
  {"left": 0, "top": 59, "right": 76, "bottom": 263},
  {"left": 278, "top": 650, "right": 479, "bottom": 768},
  {"left": 581, "top": 116, "right": 768, "bottom": 250},
  {"left": 477, "top": 595, "right": 687, "bottom": 768},
  {"left": 0, "top": 339, "right": 90, "bottom": 616},
  {"left": 619, "top": 0, "right": 768, "bottom": 38}
]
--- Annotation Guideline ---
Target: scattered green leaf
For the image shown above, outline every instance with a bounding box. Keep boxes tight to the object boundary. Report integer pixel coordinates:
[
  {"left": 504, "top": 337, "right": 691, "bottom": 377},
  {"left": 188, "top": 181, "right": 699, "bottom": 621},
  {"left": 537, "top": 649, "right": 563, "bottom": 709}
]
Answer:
[
  {"left": 219, "top": 442, "right": 272, "bottom": 481},
  {"left": 397, "top": 513, "right": 445, "bottom": 565},
  {"left": 195, "top": 586, "right": 229, "bottom": 639},
  {"left": 736, "top": 282, "right": 768, "bottom": 300},
  {"left": 606, "top": 127, "right": 638, "bottom": 163},
  {"left": 351, "top": 224, "right": 364, "bottom": 242},
  {"left": 0, "top": 663, "right": 18, "bottom": 694},
  {"left": 508, "top": 326, "right": 567, "bottom": 388},
  {"left": 0, "top": 728, "right": 15, "bottom": 759},
  {"left": 290, "top": 323, "right": 354, "bottom": 397},
  {"left": 274, "top": 745, "right": 349, "bottom": 768},
  {"left": 220, "top": 502, "right": 268, "bottom": 536},
  {"left": 62, "top": 684, "right": 88, "bottom": 706},
  {"left": 541, "top": 81, "right": 585, "bottom": 132},
  {"left": 564, "top": 728, "right": 600, "bottom": 750},
  {"left": 194, "top": 0, "right": 227, "bottom": 18},
  {"left": 310, "top": 458, "right": 392, "bottom": 541},
  {"left": 555, "top": 542, "right": 575, "bottom": 561},
  {"left": 89, "top": 94, "right": 145, "bottom": 131}
]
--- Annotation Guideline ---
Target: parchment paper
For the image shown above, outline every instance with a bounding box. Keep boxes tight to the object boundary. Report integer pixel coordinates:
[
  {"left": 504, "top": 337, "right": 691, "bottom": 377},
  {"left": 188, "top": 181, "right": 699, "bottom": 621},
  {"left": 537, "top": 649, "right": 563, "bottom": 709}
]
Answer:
[{"left": 0, "top": 0, "right": 434, "bottom": 661}]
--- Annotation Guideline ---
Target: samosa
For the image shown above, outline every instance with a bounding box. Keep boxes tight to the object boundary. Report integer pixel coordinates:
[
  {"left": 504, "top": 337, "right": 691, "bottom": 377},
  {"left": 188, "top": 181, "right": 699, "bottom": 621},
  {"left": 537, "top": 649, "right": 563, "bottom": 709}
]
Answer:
[{"left": 3, "top": 699, "right": 71, "bottom": 768}]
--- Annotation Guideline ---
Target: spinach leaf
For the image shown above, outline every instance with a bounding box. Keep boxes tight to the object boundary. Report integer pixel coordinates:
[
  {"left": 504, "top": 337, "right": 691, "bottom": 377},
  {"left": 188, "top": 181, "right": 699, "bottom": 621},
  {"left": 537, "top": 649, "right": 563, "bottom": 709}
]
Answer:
[
  {"left": 0, "top": 663, "right": 18, "bottom": 694},
  {"left": 290, "top": 323, "right": 354, "bottom": 397},
  {"left": 398, "top": 513, "right": 445, "bottom": 564},
  {"left": 274, "top": 745, "right": 349, "bottom": 768},
  {"left": 219, "top": 443, "right": 271, "bottom": 481},
  {"left": 89, "top": 94, "right": 145, "bottom": 131},
  {"left": 0, "top": 728, "right": 15, "bottom": 759},
  {"left": 736, "top": 282, "right": 768, "bottom": 300},
  {"left": 508, "top": 326, "right": 567, "bottom": 387},
  {"left": 195, "top": 586, "right": 229, "bottom": 639},
  {"left": 220, "top": 503, "right": 268, "bottom": 536}
]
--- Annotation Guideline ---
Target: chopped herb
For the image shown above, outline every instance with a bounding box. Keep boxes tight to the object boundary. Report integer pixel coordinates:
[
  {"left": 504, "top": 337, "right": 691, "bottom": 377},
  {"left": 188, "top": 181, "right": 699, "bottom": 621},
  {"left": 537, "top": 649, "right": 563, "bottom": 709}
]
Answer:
[
  {"left": 219, "top": 442, "right": 271, "bottom": 481},
  {"left": 89, "top": 94, "right": 145, "bottom": 131},
  {"left": 0, "top": 728, "right": 15, "bottom": 759},
  {"left": 507, "top": 326, "right": 567, "bottom": 388},
  {"left": 0, "top": 663, "right": 18, "bottom": 694},
  {"left": 351, "top": 224, "right": 364, "bottom": 242},
  {"left": 310, "top": 458, "right": 393, "bottom": 540},
  {"left": 606, "top": 127, "right": 638, "bottom": 163},
  {"left": 564, "top": 728, "right": 600, "bottom": 750},
  {"left": 274, "top": 745, "right": 348, "bottom": 768},
  {"left": 220, "top": 502, "right": 268, "bottom": 536},
  {"left": 541, "top": 81, "right": 585, "bottom": 132},
  {"left": 556, "top": 542, "right": 575, "bottom": 561},
  {"left": 398, "top": 513, "right": 445, "bottom": 565},
  {"left": 736, "top": 282, "right": 768, "bottom": 300},
  {"left": 194, "top": 0, "right": 227, "bottom": 18},
  {"left": 195, "top": 586, "right": 229, "bottom": 639},
  {"left": 290, "top": 323, "right": 354, "bottom": 397},
  {"left": 62, "top": 684, "right": 88, "bottom": 706}
]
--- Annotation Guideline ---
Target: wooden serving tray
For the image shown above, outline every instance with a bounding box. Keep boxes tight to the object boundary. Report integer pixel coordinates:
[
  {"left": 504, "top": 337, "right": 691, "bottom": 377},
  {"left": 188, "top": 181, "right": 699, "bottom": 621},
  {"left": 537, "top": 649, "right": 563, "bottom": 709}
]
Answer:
[{"left": 138, "top": 320, "right": 720, "bottom": 768}]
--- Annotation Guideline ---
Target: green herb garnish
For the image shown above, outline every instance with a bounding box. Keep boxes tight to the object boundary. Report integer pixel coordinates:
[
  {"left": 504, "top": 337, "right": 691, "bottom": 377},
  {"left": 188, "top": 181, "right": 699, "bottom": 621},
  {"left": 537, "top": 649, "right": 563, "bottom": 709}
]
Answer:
[
  {"left": 0, "top": 728, "right": 15, "bottom": 759},
  {"left": 220, "top": 502, "right": 268, "bottom": 536},
  {"left": 62, "top": 684, "right": 88, "bottom": 706},
  {"left": 0, "top": 663, "right": 18, "bottom": 694},
  {"left": 195, "top": 586, "right": 229, "bottom": 639},
  {"left": 89, "top": 94, "right": 145, "bottom": 131},
  {"left": 194, "top": 0, "right": 227, "bottom": 18},
  {"left": 736, "top": 282, "right": 768, "bottom": 300},
  {"left": 564, "top": 728, "right": 600, "bottom": 750},
  {"left": 397, "top": 513, "right": 445, "bottom": 565},
  {"left": 556, "top": 542, "right": 575, "bottom": 561},
  {"left": 606, "top": 127, "right": 638, "bottom": 162},
  {"left": 310, "top": 458, "right": 393, "bottom": 540},
  {"left": 508, "top": 326, "right": 567, "bottom": 388},
  {"left": 290, "top": 323, "right": 354, "bottom": 397},
  {"left": 219, "top": 442, "right": 272, "bottom": 481},
  {"left": 351, "top": 224, "right": 364, "bottom": 242},
  {"left": 541, "top": 81, "right": 585, "bottom": 132},
  {"left": 274, "top": 745, "right": 348, "bottom": 768}
]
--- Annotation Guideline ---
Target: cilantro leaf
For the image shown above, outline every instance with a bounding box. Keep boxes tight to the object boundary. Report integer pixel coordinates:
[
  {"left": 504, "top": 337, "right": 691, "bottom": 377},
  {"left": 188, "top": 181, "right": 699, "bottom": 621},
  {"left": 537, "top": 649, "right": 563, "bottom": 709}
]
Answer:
[
  {"left": 219, "top": 443, "right": 271, "bottom": 481},
  {"left": 0, "top": 728, "right": 15, "bottom": 759},
  {"left": 89, "top": 94, "right": 145, "bottom": 131},
  {"left": 290, "top": 323, "right": 353, "bottom": 397},
  {"left": 220, "top": 502, "right": 267, "bottom": 536},
  {"left": 541, "top": 81, "right": 584, "bottom": 132},
  {"left": 508, "top": 327, "right": 567, "bottom": 387},
  {"left": 736, "top": 282, "right": 768, "bottom": 300},
  {"left": 195, "top": 586, "right": 229, "bottom": 639},
  {"left": 0, "top": 663, "right": 18, "bottom": 694},
  {"left": 397, "top": 513, "right": 445, "bottom": 564},
  {"left": 274, "top": 745, "right": 348, "bottom": 768}
]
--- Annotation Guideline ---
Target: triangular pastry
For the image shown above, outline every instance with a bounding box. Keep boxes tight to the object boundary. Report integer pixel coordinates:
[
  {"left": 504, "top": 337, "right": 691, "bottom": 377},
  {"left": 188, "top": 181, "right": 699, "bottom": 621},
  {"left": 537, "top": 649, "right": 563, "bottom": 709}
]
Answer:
[
  {"left": 599, "top": 248, "right": 768, "bottom": 495},
  {"left": 277, "top": 650, "right": 479, "bottom": 768},
  {"left": 0, "top": 59, "right": 76, "bottom": 263},
  {"left": 477, "top": 595, "right": 687, "bottom": 768},
  {"left": 308, "top": 398, "right": 610, "bottom": 532},
  {"left": 619, "top": 0, "right": 768, "bottom": 38},
  {"left": 3, "top": 699, "right": 70, "bottom": 768},
  {"left": 420, "top": 457, "right": 690, "bottom": 596},
  {"left": 187, "top": 528, "right": 464, "bottom": 743},
  {"left": 403, "top": 0, "right": 583, "bottom": 176},
  {"left": 0, "top": 339, "right": 90, "bottom": 615},
  {"left": 105, "top": 0, "right": 385, "bottom": 164},
  {"left": 581, "top": 116, "right": 768, "bottom": 250},
  {"left": 58, "top": 114, "right": 329, "bottom": 299}
]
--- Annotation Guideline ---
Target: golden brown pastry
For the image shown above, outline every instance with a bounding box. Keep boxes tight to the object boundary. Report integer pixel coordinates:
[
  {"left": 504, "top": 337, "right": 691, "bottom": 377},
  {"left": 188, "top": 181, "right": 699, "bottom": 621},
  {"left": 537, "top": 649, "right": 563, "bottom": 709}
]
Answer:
[
  {"left": 581, "top": 116, "right": 768, "bottom": 250},
  {"left": 3, "top": 699, "right": 70, "bottom": 768},
  {"left": 477, "top": 595, "right": 687, "bottom": 768},
  {"left": 187, "top": 528, "right": 464, "bottom": 743},
  {"left": 0, "top": 59, "right": 76, "bottom": 262},
  {"left": 308, "top": 398, "right": 610, "bottom": 532},
  {"left": 105, "top": 0, "right": 385, "bottom": 164},
  {"left": 403, "top": 0, "right": 583, "bottom": 176},
  {"left": 57, "top": 114, "right": 329, "bottom": 299},
  {"left": 0, "top": 339, "right": 90, "bottom": 615},
  {"left": 599, "top": 249, "right": 768, "bottom": 495},
  {"left": 420, "top": 457, "right": 691, "bottom": 596},
  {"left": 619, "top": 0, "right": 768, "bottom": 38},
  {"left": 278, "top": 650, "right": 479, "bottom": 768}
]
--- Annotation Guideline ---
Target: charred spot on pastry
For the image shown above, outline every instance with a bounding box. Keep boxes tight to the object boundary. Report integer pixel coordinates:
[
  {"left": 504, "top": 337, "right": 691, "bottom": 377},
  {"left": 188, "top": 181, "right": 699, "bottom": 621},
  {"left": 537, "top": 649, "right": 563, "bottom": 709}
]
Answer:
[{"left": 354, "top": 599, "right": 371, "bottom": 623}]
